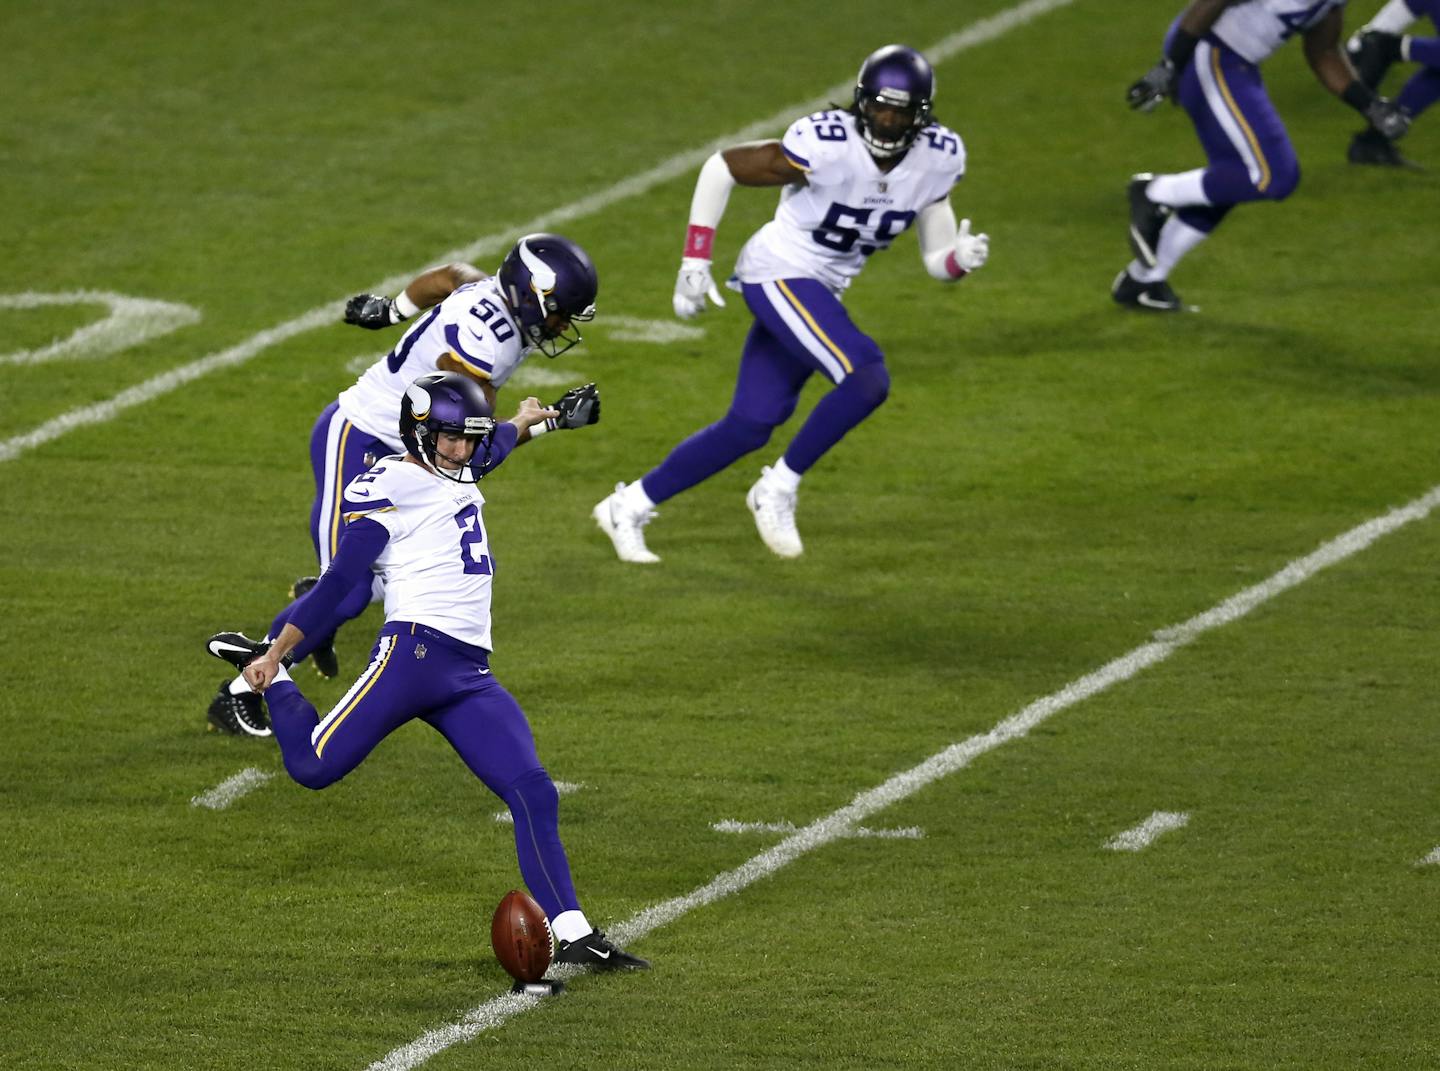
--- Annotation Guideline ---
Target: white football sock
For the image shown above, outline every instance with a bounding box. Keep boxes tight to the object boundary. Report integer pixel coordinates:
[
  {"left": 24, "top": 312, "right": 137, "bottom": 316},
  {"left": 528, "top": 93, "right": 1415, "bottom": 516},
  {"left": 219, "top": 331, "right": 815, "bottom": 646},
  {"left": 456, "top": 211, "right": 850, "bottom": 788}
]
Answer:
[
  {"left": 550, "top": 909, "right": 592, "bottom": 943},
  {"left": 1367, "top": 0, "right": 1417, "bottom": 34},
  {"left": 764, "top": 458, "right": 802, "bottom": 493},
  {"left": 228, "top": 676, "right": 254, "bottom": 696},
  {"left": 619, "top": 480, "right": 655, "bottom": 514},
  {"left": 1146, "top": 169, "right": 1211, "bottom": 208},
  {"left": 1132, "top": 216, "right": 1210, "bottom": 283}
]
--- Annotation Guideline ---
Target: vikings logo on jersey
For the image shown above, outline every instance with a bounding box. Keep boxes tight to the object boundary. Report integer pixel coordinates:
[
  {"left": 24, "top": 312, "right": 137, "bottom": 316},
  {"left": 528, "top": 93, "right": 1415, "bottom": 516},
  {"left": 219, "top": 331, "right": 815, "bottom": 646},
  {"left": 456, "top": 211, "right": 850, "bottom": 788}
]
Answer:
[
  {"left": 735, "top": 109, "right": 966, "bottom": 292},
  {"left": 1212, "top": 0, "right": 1348, "bottom": 63}
]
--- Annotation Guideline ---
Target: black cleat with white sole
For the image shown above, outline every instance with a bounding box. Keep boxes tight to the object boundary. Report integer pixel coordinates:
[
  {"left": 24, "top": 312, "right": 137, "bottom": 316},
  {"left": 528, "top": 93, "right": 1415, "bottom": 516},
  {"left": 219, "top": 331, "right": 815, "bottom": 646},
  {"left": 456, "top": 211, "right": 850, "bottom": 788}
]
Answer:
[
  {"left": 205, "top": 680, "right": 272, "bottom": 737},
  {"left": 206, "top": 631, "right": 290, "bottom": 672},
  {"left": 289, "top": 576, "right": 339, "bottom": 678},
  {"left": 1111, "top": 269, "right": 1190, "bottom": 313},
  {"left": 1127, "top": 173, "right": 1171, "bottom": 269},
  {"left": 554, "top": 930, "right": 650, "bottom": 971}
]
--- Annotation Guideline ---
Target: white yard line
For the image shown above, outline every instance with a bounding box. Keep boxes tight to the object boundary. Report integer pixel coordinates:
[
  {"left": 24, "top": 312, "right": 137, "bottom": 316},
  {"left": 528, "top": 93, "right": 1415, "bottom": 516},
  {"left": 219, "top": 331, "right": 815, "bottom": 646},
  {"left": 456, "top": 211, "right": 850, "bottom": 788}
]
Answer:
[
  {"left": 190, "top": 767, "right": 274, "bottom": 810},
  {"left": 712, "top": 819, "right": 925, "bottom": 839},
  {"left": 1417, "top": 847, "right": 1440, "bottom": 867},
  {"left": 0, "top": 0, "right": 1077, "bottom": 467},
  {"left": 366, "top": 481, "right": 1440, "bottom": 1070},
  {"left": 1104, "top": 811, "right": 1191, "bottom": 852}
]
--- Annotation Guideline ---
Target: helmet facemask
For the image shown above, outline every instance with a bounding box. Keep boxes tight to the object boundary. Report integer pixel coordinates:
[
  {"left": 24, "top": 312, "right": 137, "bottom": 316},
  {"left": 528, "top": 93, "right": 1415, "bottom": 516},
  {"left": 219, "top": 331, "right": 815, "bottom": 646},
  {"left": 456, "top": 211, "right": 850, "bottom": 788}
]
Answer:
[{"left": 502, "top": 237, "right": 598, "bottom": 359}]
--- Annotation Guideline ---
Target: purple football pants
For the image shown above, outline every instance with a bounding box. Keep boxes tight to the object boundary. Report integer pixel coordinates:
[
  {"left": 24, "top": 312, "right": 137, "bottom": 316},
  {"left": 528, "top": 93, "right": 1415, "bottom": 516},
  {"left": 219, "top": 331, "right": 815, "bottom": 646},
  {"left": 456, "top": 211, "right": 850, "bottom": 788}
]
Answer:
[
  {"left": 264, "top": 620, "right": 581, "bottom": 920},
  {"left": 641, "top": 277, "right": 890, "bottom": 504}
]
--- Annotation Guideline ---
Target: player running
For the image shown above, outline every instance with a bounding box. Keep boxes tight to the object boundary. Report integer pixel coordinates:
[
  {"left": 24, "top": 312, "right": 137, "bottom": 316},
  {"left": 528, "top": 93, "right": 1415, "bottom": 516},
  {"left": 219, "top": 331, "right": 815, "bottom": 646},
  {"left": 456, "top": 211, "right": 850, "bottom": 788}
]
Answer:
[
  {"left": 592, "top": 44, "right": 990, "bottom": 563},
  {"left": 206, "top": 372, "right": 647, "bottom": 972}
]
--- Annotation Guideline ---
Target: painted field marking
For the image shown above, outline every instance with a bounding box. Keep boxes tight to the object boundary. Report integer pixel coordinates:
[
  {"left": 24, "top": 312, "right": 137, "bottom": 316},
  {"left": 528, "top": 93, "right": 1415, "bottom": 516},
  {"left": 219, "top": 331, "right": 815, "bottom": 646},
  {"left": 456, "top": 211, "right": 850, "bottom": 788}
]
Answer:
[
  {"left": 190, "top": 767, "right": 274, "bottom": 810},
  {"left": 1104, "top": 811, "right": 1191, "bottom": 852},
  {"left": 492, "top": 781, "right": 586, "bottom": 824},
  {"left": 365, "top": 478, "right": 1440, "bottom": 1070},
  {"left": 712, "top": 819, "right": 925, "bottom": 840},
  {"left": 0, "top": 291, "right": 201, "bottom": 367},
  {"left": 1417, "top": 847, "right": 1440, "bottom": 867},
  {"left": 1, "top": 0, "right": 1077, "bottom": 467}
]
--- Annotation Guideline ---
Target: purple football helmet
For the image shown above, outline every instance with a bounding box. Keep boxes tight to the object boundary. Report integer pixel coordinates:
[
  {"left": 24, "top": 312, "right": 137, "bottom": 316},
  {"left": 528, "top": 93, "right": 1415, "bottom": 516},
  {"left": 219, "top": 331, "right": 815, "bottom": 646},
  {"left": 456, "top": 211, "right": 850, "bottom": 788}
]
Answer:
[
  {"left": 853, "top": 45, "right": 935, "bottom": 157},
  {"left": 399, "top": 371, "right": 497, "bottom": 483},
  {"left": 498, "top": 233, "right": 598, "bottom": 358}
]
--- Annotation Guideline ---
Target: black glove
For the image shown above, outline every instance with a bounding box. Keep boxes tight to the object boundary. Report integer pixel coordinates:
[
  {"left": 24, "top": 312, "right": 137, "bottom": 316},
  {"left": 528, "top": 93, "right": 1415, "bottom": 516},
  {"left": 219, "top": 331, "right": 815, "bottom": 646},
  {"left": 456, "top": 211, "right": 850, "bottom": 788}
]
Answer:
[
  {"left": 344, "top": 293, "right": 402, "bottom": 330},
  {"left": 1127, "top": 59, "right": 1177, "bottom": 112},
  {"left": 1365, "top": 97, "right": 1411, "bottom": 140},
  {"left": 550, "top": 382, "right": 600, "bottom": 429}
]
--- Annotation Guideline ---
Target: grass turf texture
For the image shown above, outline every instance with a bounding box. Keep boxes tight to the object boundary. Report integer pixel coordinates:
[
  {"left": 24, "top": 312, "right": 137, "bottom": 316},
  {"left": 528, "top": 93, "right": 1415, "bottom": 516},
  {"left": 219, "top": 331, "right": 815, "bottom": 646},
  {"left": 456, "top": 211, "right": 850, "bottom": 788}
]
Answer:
[{"left": 2, "top": 0, "right": 1438, "bottom": 1067}]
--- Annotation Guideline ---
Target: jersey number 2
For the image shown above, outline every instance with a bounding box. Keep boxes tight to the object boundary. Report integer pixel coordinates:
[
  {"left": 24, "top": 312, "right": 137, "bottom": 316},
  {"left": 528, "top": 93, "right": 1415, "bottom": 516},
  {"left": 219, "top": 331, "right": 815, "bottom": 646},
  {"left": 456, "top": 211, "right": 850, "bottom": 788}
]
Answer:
[{"left": 453, "top": 503, "right": 493, "bottom": 575}]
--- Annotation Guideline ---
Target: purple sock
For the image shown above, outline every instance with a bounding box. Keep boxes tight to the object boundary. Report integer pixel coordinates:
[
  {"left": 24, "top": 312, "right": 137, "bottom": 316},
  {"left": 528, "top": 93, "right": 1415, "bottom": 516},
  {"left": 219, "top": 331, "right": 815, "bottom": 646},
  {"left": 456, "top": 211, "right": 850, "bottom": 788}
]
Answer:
[
  {"left": 783, "top": 364, "right": 890, "bottom": 474},
  {"left": 640, "top": 412, "right": 773, "bottom": 504},
  {"left": 1398, "top": 65, "right": 1440, "bottom": 116}
]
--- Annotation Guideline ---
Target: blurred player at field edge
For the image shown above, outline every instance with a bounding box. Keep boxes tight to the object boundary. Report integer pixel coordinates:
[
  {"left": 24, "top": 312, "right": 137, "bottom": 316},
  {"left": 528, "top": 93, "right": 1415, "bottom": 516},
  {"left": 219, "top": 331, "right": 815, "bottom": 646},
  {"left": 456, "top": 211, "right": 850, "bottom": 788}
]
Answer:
[
  {"left": 593, "top": 44, "right": 988, "bottom": 563},
  {"left": 1346, "top": 0, "right": 1439, "bottom": 166},
  {"left": 207, "top": 372, "right": 647, "bottom": 972},
  {"left": 1116, "top": 0, "right": 1412, "bottom": 312}
]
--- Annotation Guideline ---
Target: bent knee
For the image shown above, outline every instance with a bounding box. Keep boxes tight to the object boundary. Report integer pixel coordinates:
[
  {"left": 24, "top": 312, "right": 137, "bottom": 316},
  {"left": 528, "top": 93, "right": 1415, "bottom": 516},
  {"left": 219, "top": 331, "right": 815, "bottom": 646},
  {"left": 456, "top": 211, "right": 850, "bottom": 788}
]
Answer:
[
  {"left": 1262, "top": 159, "right": 1300, "bottom": 200},
  {"left": 842, "top": 362, "right": 891, "bottom": 409}
]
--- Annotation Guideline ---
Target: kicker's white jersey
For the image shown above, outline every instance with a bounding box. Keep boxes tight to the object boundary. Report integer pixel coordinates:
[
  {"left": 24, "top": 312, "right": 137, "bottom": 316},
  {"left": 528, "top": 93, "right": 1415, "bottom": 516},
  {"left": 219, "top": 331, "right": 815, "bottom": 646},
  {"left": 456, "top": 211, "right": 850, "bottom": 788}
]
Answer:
[
  {"left": 340, "top": 457, "right": 497, "bottom": 650},
  {"left": 735, "top": 109, "right": 966, "bottom": 292},
  {"left": 1212, "top": 0, "right": 1347, "bottom": 63},
  {"left": 336, "top": 278, "right": 528, "bottom": 450}
]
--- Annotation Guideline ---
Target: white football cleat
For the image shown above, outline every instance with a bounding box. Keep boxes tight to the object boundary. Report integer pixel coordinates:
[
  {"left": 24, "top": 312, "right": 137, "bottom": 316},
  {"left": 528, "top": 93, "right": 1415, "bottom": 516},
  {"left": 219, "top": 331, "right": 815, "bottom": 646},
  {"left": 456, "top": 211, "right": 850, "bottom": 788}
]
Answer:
[
  {"left": 746, "top": 469, "right": 803, "bottom": 558},
  {"left": 593, "top": 482, "right": 661, "bottom": 564}
]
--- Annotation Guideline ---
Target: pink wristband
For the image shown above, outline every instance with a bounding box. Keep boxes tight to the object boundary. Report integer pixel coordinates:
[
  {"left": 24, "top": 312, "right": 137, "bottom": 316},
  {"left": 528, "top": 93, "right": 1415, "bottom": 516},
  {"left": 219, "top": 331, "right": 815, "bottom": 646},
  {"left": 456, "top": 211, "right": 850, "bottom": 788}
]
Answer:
[
  {"left": 684, "top": 225, "right": 716, "bottom": 260},
  {"left": 943, "top": 250, "right": 969, "bottom": 280}
]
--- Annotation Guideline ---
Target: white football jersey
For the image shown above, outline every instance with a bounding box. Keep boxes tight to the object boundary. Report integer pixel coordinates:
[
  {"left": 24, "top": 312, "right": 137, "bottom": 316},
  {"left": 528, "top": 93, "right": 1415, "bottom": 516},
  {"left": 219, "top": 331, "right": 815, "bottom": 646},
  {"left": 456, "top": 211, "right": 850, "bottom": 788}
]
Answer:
[
  {"left": 735, "top": 109, "right": 966, "bottom": 292},
  {"left": 1212, "top": 0, "right": 1347, "bottom": 63},
  {"left": 337, "top": 277, "right": 528, "bottom": 450},
  {"left": 339, "top": 457, "right": 498, "bottom": 650}
]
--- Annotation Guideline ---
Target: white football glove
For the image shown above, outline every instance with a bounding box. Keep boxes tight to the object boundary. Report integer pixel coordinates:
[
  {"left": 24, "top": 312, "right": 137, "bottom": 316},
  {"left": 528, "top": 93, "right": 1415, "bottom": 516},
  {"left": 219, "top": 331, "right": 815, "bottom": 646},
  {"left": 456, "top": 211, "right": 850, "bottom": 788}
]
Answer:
[
  {"left": 673, "top": 257, "right": 727, "bottom": 319},
  {"left": 954, "top": 219, "right": 989, "bottom": 272}
]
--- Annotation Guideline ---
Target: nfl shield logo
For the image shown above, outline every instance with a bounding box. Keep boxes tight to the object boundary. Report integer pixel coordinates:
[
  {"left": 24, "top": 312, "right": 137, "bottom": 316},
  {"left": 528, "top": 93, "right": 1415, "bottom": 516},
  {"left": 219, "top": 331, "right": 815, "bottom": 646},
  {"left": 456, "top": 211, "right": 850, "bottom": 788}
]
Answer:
[{"left": 414, "top": 644, "right": 427, "bottom": 660}]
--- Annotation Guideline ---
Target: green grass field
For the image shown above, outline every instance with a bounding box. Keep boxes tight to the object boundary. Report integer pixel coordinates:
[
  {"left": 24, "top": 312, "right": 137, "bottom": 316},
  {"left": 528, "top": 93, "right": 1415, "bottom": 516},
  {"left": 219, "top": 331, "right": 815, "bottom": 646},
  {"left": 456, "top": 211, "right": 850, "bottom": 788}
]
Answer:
[{"left": 3, "top": 1, "right": 1438, "bottom": 1068}]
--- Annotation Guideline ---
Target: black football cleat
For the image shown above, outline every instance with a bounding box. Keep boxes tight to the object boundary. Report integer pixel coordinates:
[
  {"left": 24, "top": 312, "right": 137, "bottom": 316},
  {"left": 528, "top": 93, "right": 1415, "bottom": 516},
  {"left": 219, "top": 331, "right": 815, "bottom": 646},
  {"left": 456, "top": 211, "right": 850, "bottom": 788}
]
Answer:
[
  {"left": 289, "top": 576, "right": 339, "bottom": 678},
  {"left": 1347, "top": 127, "right": 1422, "bottom": 170},
  {"left": 206, "top": 631, "right": 287, "bottom": 671},
  {"left": 205, "top": 680, "right": 272, "bottom": 737},
  {"left": 1127, "top": 173, "right": 1170, "bottom": 269},
  {"left": 1112, "top": 269, "right": 1190, "bottom": 313},
  {"left": 554, "top": 931, "right": 650, "bottom": 971},
  {"left": 1346, "top": 30, "right": 1402, "bottom": 91}
]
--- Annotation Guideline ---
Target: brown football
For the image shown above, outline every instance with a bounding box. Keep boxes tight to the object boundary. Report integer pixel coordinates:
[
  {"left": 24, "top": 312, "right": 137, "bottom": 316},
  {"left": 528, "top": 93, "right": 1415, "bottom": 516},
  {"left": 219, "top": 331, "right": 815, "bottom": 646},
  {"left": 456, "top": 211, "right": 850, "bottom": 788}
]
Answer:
[{"left": 490, "top": 888, "right": 553, "bottom": 983}]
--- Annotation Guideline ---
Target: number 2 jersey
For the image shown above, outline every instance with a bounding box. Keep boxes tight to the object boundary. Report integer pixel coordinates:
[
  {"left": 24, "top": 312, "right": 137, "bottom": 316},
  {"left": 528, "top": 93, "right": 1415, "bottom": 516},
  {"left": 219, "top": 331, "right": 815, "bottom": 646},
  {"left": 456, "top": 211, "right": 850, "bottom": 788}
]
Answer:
[
  {"left": 1210, "top": 0, "right": 1348, "bottom": 64},
  {"left": 339, "top": 457, "right": 498, "bottom": 650},
  {"left": 734, "top": 109, "right": 967, "bottom": 293},
  {"left": 337, "top": 277, "right": 529, "bottom": 452}
]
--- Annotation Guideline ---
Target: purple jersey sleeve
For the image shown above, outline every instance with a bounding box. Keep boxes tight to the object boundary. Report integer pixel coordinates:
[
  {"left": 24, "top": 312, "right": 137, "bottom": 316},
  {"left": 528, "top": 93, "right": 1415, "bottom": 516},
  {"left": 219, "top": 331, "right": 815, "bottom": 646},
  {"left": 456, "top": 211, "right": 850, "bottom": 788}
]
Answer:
[{"left": 288, "top": 517, "right": 390, "bottom": 639}]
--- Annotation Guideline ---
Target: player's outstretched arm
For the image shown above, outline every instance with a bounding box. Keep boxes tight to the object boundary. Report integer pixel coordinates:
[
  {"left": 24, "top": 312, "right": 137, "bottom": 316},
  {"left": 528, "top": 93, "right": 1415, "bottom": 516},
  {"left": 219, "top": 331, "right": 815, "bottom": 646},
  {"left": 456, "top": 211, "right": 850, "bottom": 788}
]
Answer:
[
  {"left": 344, "top": 262, "right": 487, "bottom": 329},
  {"left": 916, "top": 199, "right": 989, "bottom": 281},
  {"left": 1310, "top": 9, "right": 1413, "bottom": 139}
]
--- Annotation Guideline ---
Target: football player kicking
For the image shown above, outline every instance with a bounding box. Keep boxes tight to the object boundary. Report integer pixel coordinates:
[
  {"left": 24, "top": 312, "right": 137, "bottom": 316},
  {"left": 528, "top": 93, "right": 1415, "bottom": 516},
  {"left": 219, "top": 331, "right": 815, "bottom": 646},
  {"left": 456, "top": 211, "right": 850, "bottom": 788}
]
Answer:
[
  {"left": 1346, "top": 0, "right": 1439, "bottom": 166},
  {"left": 207, "top": 372, "right": 648, "bottom": 972},
  {"left": 592, "top": 44, "right": 989, "bottom": 563},
  {"left": 1115, "top": 0, "right": 1413, "bottom": 312},
  {"left": 207, "top": 234, "right": 601, "bottom": 735}
]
